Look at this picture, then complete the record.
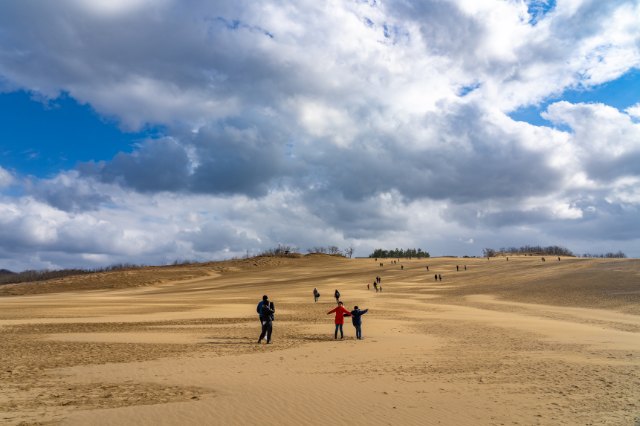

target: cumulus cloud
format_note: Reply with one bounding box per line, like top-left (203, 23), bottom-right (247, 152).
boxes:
top-left (0, 0), bottom-right (639, 269)
top-left (543, 101), bottom-right (640, 182)
top-left (0, 167), bottom-right (14, 187)
top-left (80, 138), bottom-right (192, 192)
top-left (26, 171), bottom-right (112, 212)
top-left (625, 102), bottom-right (640, 119)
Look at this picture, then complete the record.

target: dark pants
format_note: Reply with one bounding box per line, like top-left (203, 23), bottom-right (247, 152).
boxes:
top-left (259, 320), bottom-right (272, 343)
top-left (354, 324), bottom-right (362, 339)
top-left (334, 324), bottom-right (344, 339)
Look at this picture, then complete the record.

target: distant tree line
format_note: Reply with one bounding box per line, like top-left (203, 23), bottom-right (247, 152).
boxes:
top-left (0, 264), bottom-right (145, 286)
top-left (483, 245), bottom-right (575, 257)
top-left (368, 248), bottom-right (430, 259)
top-left (581, 251), bottom-right (627, 258)
top-left (259, 245), bottom-right (355, 258)
top-left (306, 246), bottom-right (341, 255)
top-left (306, 246), bottom-right (355, 258)
top-left (259, 245), bottom-right (300, 257)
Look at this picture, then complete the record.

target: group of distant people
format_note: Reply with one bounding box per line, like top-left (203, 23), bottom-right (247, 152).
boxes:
top-left (368, 276), bottom-right (382, 292)
top-left (257, 259), bottom-right (480, 344)
top-left (255, 256), bottom-right (566, 343)
top-left (257, 288), bottom-right (369, 344)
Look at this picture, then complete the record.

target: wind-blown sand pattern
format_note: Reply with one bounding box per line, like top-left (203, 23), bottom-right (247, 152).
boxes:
top-left (1, 255), bottom-right (639, 425)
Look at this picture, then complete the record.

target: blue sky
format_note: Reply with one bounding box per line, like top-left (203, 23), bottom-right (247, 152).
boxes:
top-left (0, 91), bottom-right (161, 177)
top-left (0, 0), bottom-right (639, 271)
top-left (510, 69), bottom-right (640, 127)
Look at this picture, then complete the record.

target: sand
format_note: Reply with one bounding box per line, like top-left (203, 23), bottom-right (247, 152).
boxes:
top-left (1, 255), bottom-right (639, 425)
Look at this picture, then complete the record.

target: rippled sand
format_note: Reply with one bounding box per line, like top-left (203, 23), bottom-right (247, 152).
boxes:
top-left (1, 255), bottom-right (639, 425)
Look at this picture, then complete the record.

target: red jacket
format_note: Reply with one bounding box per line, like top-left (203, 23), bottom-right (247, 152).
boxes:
top-left (327, 305), bottom-right (351, 324)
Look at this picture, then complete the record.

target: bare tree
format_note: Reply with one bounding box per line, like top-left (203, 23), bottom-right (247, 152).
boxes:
top-left (483, 248), bottom-right (496, 258)
top-left (328, 246), bottom-right (341, 255)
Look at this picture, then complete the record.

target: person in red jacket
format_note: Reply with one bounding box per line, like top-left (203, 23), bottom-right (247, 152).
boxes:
top-left (327, 301), bottom-right (351, 339)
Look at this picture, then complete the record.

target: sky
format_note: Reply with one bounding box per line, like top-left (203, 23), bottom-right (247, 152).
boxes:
top-left (0, 0), bottom-right (639, 271)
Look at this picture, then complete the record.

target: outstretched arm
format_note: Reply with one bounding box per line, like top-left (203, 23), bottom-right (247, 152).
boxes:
top-left (327, 307), bottom-right (338, 315)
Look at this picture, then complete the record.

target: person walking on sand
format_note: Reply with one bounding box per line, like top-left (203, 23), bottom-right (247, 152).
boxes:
top-left (350, 306), bottom-right (369, 340)
top-left (313, 288), bottom-right (320, 303)
top-left (334, 289), bottom-right (341, 303)
top-left (373, 281), bottom-right (378, 292)
top-left (327, 301), bottom-right (351, 339)
top-left (258, 298), bottom-right (275, 344)
top-left (257, 295), bottom-right (275, 328)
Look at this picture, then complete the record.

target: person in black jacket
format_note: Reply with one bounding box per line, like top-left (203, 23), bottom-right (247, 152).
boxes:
top-left (350, 306), bottom-right (369, 340)
top-left (334, 289), bottom-right (340, 302)
top-left (256, 295), bottom-right (269, 320)
top-left (258, 301), bottom-right (275, 344)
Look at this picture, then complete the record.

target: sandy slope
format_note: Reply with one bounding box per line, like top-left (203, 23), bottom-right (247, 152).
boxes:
top-left (0, 255), bottom-right (639, 425)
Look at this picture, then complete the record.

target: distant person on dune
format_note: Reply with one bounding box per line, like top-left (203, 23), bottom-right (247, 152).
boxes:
top-left (313, 287), bottom-right (320, 302)
top-left (350, 306), bottom-right (369, 340)
top-left (258, 298), bottom-right (275, 344)
top-left (327, 301), bottom-right (351, 339)
top-left (334, 289), bottom-right (341, 303)
top-left (256, 295), bottom-right (275, 338)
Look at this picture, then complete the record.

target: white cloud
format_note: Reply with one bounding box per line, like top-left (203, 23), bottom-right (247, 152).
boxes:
top-left (71, 0), bottom-right (165, 17)
top-left (0, 167), bottom-right (14, 187)
top-left (543, 101), bottom-right (640, 182)
top-left (626, 103), bottom-right (640, 119)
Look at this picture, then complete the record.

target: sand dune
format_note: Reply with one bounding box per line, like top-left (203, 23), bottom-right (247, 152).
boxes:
top-left (1, 255), bottom-right (639, 425)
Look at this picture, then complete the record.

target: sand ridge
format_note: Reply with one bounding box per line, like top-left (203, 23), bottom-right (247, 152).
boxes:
top-left (0, 255), bottom-right (639, 425)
